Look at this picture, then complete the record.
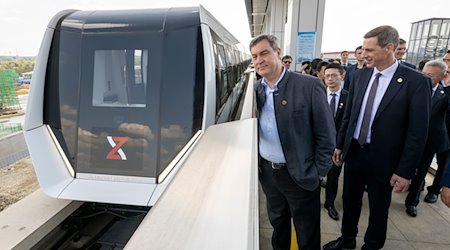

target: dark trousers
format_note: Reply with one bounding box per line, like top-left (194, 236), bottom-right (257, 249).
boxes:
top-left (325, 164), bottom-right (342, 208)
top-left (406, 149), bottom-right (435, 206)
top-left (259, 158), bottom-right (321, 250)
top-left (428, 150), bottom-right (450, 194)
top-left (341, 141), bottom-right (393, 249)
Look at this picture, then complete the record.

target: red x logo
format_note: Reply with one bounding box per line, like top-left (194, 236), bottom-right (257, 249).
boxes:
top-left (106, 136), bottom-right (128, 160)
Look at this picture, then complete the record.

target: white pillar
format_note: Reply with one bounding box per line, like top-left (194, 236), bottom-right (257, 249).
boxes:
top-left (265, 0), bottom-right (288, 55)
top-left (284, 0), bottom-right (326, 71)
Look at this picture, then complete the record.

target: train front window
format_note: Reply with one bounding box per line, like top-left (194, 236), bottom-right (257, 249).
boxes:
top-left (92, 49), bottom-right (148, 108)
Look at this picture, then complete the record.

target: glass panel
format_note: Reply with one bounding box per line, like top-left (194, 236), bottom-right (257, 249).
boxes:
top-left (77, 32), bottom-right (161, 179)
top-left (406, 40), bottom-right (415, 62)
top-left (416, 22), bottom-right (423, 40)
top-left (425, 38), bottom-right (437, 59)
top-left (422, 21), bottom-right (431, 38)
top-left (441, 21), bottom-right (450, 38)
top-left (436, 39), bottom-right (448, 58)
top-left (410, 23), bottom-right (418, 41)
top-left (430, 20), bottom-right (440, 37)
top-left (92, 49), bottom-right (147, 108)
top-left (419, 38), bottom-right (427, 59)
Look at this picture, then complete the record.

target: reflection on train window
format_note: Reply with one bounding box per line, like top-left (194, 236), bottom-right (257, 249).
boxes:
top-left (92, 49), bottom-right (148, 108)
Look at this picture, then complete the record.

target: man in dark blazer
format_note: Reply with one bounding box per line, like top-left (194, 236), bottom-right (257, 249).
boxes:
top-left (395, 38), bottom-right (416, 70)
top-left (343, 46), bottom-right (366, 90)
top-left (323, 26), bottom-right (431, 250)
top-left (250, 34), bottom-right (335, 250)
top-left (323, 63), bottom-right (349, 221)
top-left (405, 59), bottom-right (449, 217)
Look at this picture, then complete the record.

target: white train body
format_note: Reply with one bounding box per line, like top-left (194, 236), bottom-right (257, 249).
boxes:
top-left (24, 6), bottom-right (251, 206)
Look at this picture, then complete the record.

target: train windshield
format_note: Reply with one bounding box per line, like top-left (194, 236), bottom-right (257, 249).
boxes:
top-left (44, 12), bottom-right (204, 182)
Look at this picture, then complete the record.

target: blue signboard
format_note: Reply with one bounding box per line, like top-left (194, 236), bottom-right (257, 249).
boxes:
top-left (297, 32), bottom-right (316, 64)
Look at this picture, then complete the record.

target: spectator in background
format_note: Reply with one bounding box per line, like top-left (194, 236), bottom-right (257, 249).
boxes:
top-left (340, 51), bottom-right (352, 68)
top-left (395, 38), bottom-right (416, 69)
top-left (282, 55), bottom-right (293, 70)
top-left (343, 45), bottom-right (366, 90)
top-left (300, 60), bottom-right (312, 75)
top-left (310, 58), bottom-right (323, 77)
top-left (323, 63), bottom-right (348, 221)
top-left (316, 61), bottom-right (330, 84)
top-left (417, 59), bottom-right (430, 72)
top-left (404, 60), bottom-right (449, 217)
top-left (328, 58), bottom-right (341, 65)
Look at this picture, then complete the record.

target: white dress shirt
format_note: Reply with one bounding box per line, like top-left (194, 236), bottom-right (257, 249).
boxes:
top-left (353, 61), bottom-right (399, 143)
top-left (327, 88), bottom-right (342, 115)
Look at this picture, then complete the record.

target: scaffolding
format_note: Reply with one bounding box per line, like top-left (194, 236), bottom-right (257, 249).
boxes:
top-left (0, 122), bottom-right (22, 137)
top-left (0, 69), bottom-right (21, 114)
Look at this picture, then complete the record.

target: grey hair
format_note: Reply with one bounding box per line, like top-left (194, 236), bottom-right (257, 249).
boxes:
top-left (425, 59), bottom-right (448, 73)
top-left (249, 34), bottom-right (280, 51)
top-left (364, 25), bottom-right (399, 48)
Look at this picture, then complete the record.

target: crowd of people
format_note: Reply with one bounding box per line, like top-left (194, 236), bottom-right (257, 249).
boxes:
top-left (250, 25), bottom-right (450, 250)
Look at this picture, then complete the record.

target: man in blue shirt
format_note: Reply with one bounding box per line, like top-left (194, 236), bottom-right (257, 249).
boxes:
top-left (251, 34), bottom-right (335, 250)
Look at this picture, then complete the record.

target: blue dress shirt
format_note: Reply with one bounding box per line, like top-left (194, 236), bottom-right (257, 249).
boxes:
top-left (259, 68), bottom-right (287, 164)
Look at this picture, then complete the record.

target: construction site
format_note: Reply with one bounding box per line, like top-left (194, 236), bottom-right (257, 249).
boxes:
top-left (0, 69), bottom-right (23, 137)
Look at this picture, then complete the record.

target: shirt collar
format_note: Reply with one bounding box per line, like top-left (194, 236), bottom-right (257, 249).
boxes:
top-left (261, 67), bottom-right (287, 91)
top-left (327, 87), bottom-right (342, 96)
top-left (374, 60), bottom-right (399, 77)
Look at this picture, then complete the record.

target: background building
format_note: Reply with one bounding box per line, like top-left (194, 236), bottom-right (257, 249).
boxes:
top-left (406, 18), bottom-right (450, 65)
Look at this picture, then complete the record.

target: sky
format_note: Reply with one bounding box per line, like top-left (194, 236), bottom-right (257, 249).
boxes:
top-left (0, 0), bottom-right (449, 56)
top-left (322, 0), bottom-right (450, 52)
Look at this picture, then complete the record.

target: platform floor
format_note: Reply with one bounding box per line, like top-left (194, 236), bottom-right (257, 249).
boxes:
top-left (259, 172), bottom-right (450, 250)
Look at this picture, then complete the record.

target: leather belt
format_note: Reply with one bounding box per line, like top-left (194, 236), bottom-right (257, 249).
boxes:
top-left (261, 157), bottom-right (287, 170)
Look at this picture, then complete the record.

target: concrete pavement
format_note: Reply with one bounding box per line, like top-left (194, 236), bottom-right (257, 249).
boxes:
top-left (259, 172), bottom-right (450, 250)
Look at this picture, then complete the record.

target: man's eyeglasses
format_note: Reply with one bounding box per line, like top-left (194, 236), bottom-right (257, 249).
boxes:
top-left (324, 73), bottom-right (340, 78)
top-left (283, 61), bottom-right (292, 64)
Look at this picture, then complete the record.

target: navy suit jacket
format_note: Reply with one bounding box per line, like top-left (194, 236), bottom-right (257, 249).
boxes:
top-left (256, 71), bottom-right (336, 190)
top-left (426, 84), bottom-right (449, 153)
top-left (334, 89), bottom-right (348, 133)
top-left (337, 64), bottom-right (431, 180)
top-left (399, 60), bottom-right (416, 70)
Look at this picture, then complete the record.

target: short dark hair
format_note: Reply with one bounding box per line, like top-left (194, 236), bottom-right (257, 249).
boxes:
top-left (341, 51), bottom-right (349, 55)
top-left (316, 61), bottom-right (329, 72)
top-left (325, 63), bottom-right (344, 75)
top-left (399, 38), bottom-right (407, 44)
top-left (282, 55), bottom-right (292, 61)
top-left (355, 45), bottom-right (363, 52)
top-left (311, 58), bottom-right (323, 72)
top-left (249, 34), bottom-right (280, 51)
top-left (418, 59), bottom-right (430, 71)
top-left (364, 25), bottom-right (399, 48)
top-left (446, 50), bottom-right (450, 54)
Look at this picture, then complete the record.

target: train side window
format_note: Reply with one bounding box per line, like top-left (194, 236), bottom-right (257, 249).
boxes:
top-left (92, 49), bottom-right (147, 108)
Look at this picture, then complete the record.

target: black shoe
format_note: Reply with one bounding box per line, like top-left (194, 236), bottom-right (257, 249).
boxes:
top-left (323, 237), bottom-right (356, 250)
top-left (327, 206), bottom-right (340, 221)
top-left (361, 244), bottom-right (380, 250)
top-left (405, 205), bottom-right (417, 217)
top-left (424, 193), bottom-right (438, 203)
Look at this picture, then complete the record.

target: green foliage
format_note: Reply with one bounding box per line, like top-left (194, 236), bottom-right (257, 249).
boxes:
top-left (0, 57), bottom-right (35, 74)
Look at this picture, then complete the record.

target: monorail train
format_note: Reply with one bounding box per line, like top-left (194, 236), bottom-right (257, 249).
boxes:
top-left (24, 6), bottom-right (251, 206)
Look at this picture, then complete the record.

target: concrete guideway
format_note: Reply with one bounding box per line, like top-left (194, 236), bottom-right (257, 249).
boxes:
top-left (0, 190), bottom-right (83, 249)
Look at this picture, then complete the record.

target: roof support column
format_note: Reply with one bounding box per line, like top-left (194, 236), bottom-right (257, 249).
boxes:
top-left (284, 0), bottom-right (325, 71)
